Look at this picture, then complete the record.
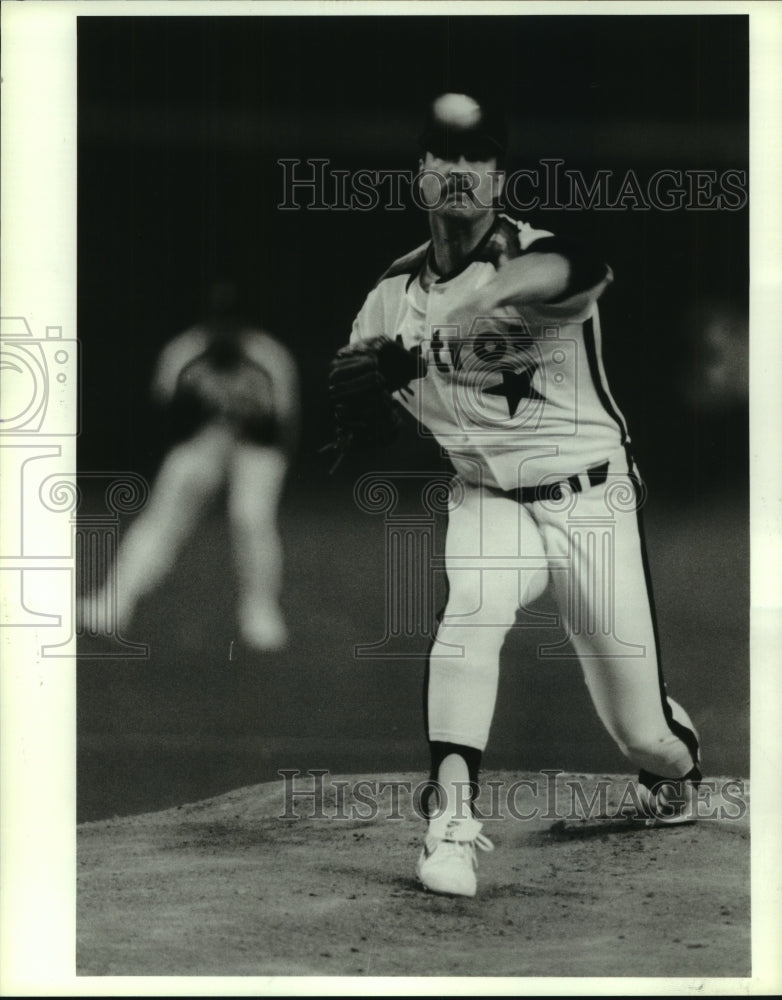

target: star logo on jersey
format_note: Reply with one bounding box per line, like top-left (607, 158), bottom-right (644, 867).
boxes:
top-left (483, 361), bottom-right (546, 417)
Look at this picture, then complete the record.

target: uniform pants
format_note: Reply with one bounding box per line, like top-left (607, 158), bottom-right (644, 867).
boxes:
top-left (426, 457), bottom-right (700, 779)
top-left (98, 424), bottom-right (288, 645)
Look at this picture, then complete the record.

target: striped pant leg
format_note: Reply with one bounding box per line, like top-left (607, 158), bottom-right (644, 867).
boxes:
top-left (532, 471), bottom-right (700, 779)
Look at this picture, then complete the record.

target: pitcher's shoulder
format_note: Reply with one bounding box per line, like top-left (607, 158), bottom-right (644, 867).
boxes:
top-left (375, 240), bottom-right (431, 288)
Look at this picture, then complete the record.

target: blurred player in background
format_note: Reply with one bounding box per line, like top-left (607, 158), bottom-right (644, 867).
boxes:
top-left (80, 281), bottom-right (298, 652)
top-left (328, 92), bottom-right (702, 897)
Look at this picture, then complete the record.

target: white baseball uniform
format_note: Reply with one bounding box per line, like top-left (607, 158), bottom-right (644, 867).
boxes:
top-left (349, 212), bottom-right (700, 783)
top-left (82, 323), bottom-right (298, 652)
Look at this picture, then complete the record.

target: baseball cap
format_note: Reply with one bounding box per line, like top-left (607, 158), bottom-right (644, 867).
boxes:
top-left (418, 92), bottom-right (507, 161)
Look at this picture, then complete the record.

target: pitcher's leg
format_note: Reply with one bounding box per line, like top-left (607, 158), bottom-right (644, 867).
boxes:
top-left (418, 481), bottom-right (549, 895)
top-left (538, 481), bottom-right (700, 782)
top-left (426, 482), bottom-right (549, 754)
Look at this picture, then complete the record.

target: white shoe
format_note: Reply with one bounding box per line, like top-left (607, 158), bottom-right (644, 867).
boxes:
top-left (416, 817), bottom-right (494, 897)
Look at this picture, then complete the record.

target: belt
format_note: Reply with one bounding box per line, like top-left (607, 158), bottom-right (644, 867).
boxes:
top-left (504, 461), bottom-right (610, 505)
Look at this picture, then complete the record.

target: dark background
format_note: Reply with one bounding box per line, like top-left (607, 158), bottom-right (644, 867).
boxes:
top-left (77, 14), bottom-right (749, 822)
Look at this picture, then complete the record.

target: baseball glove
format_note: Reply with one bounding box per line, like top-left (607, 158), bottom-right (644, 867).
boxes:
top-left (324, 335), bottom-right (425, 470)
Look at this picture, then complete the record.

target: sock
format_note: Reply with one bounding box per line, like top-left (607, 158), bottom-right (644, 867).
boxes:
top-left (639, 764), bottom-right (702, 793)
top-left (423, 741), bottom-right (483, 825)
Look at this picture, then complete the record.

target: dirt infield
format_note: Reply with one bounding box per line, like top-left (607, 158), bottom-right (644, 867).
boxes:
top-left (77, 770), bottom-right (750, 980)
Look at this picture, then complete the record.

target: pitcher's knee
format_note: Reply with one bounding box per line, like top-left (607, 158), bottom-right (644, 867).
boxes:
top-left (441, 584), bottom-right (520, 631)
top-left (621, 734), bottom-right (670, 759)
top-left (435, 619), bottom-right (513, 664)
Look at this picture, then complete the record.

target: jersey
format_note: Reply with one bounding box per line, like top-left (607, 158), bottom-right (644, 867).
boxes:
top-left (349, 214), bottom-right (628, 492)
top-left (153, 324), bottom-right (299, 449)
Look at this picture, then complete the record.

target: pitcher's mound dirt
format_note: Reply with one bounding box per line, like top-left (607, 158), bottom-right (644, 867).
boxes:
top-left (77, 771), bottom-right (750, 978)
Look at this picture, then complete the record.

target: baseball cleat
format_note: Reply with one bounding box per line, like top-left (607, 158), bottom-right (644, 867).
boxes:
top-left (636, 776), bottom-right (699, 827)
top-left (416, 817), bottom-right (494, 897)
